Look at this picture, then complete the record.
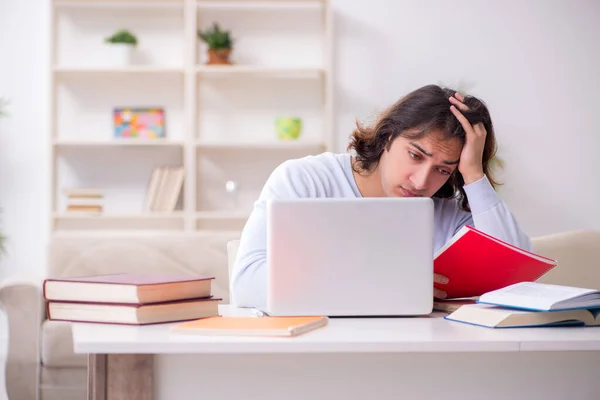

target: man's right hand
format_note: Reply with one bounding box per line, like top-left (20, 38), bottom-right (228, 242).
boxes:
top-left (434, 273), bottom-right (449, 299)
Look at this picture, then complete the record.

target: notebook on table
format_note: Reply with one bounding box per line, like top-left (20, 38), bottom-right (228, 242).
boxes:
top-left (172, 315), bottom-right (329, 337)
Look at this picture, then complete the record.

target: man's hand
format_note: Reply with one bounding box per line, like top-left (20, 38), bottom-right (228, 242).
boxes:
top-left (434, 273), bottom-right (449, 299)
top-left (449, 92), bottom-right (486, 185)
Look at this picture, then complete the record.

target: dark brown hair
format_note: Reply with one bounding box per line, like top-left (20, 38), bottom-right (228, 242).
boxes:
top-left (347, 84), bottom-right (500, 212)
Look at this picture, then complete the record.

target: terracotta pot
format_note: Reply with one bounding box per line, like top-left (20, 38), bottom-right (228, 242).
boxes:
top-left (207, 48), bottom-right (232, 65)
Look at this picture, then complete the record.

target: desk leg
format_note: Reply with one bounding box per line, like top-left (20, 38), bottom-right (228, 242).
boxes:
top-left (88, 354), bottom-right (106, 400)
top-left (88, 354), bottom-right (153, 400)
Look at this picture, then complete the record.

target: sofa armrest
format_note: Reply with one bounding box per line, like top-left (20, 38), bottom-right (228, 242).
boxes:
top-left (0, 275), bottom-right (45, 400)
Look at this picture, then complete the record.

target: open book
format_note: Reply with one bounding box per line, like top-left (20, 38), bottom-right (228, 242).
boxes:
top-left (477, 281), bottom-right (600, 311)
top-left (445, 282), bottom-right (600, 328)
top-left (434, 226), bottom-right (557, 298)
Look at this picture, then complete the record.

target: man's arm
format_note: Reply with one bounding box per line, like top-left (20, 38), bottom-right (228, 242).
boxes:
top-left (230, 160), bottom-right (313, 309)
top-left (456, 175), bottom-right (532, 251)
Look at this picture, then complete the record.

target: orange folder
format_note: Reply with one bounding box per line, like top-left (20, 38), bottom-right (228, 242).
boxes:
top-left (172, 315), bottom-right (328, 337)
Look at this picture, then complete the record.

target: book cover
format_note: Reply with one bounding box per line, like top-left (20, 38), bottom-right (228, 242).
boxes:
top-left (44, 273), bottom-right (214, 287)
top-left (434, 226), bottom-right (557, 299)
top-left (172, 315), bottom-right (328, 337)
top-left (47, 297), bottom-right (221, 325)
top-left (444, 303), bottom-right (600, 328)
top-left (43, 273), bottom-right (215, 304)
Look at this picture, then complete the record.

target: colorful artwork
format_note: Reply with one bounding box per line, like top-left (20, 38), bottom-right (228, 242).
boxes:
top-left (113, 107), bottom-right (165, 138)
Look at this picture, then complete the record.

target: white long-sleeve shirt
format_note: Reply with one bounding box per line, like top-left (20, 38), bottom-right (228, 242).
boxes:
top-left (231, 151), bottom-right (531, 309)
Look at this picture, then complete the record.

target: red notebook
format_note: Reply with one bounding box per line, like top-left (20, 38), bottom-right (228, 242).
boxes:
top-left (433, 226), bottom-right (557, 299)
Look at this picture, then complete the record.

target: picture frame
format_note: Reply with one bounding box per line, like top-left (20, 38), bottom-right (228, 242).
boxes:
top-left (113, 107), bottom-right (165, 138)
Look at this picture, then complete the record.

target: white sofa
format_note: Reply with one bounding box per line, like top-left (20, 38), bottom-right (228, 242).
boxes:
top-left (0, 230), bottom-right (240, 400)
top-left (1, 229), bottom-right (600, 400)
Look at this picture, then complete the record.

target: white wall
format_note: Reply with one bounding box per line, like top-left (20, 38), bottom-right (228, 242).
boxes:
top-left (332, 0), bottom-right (600, 237)
top-left (0, 0), bottom-right (50, 280)
top-left (1, 0), bottom-right (600, 279)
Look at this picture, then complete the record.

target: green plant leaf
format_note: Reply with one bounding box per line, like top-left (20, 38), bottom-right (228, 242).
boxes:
top-left (197, 22), bottom-right (233, 49)
top-left (105, 29), bottom-right (138, 46)
top-left (0, 232), bottom-right (6, 257)
top-left (0, 98), bottom-right (9, 118)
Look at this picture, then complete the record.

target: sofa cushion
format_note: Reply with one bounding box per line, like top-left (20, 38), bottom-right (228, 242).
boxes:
top-left (40, 366), bottom-right (87, 400)
top-left (46, 231), bottom-right (239, 304)
top-left (41, 320), bottom-right (87, 368)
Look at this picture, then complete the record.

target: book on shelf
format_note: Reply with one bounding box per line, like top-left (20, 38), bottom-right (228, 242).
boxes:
top-left (43, 273), bottom-right (214, 304)
top-left (47, 297), bottom-right (220, 325)
top-left (63, 188), bottom-right (103, 198)
top-left (145, 166), bottom-right (184, 212)
top-left (445, 282), bottom-right (600, 328)
top-left (433, 226), bottom-right (557, 299)
top-left (172, 315), bottom-right (329, 337)
top-left (63, 188), bottom-right (104, 213)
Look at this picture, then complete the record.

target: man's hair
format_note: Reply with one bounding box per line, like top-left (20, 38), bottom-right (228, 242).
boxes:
top-left (347, 84), bottom-right (500, 212)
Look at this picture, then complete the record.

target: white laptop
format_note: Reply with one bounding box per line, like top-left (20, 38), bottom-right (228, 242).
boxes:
top-left (265, 197), bottom-right (434, 317)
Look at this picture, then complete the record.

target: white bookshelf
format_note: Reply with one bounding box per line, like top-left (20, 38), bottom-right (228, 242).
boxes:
top-left (49, 0), bottom-right (333, 232)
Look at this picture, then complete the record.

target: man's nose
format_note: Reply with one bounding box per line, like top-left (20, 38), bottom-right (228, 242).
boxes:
top-left (410, 168), bottom-right (430, 191)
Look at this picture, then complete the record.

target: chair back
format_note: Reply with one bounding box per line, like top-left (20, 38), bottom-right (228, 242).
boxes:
top-left (532, 230), bottom-right (600, 289)
top-left (227, 239), bottom-right (241, 303)
top-left (47, 231), bottom-right (240, 303)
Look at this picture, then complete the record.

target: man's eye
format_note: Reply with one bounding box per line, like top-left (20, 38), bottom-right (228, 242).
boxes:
top-left (438, 168), bottom-right (451, 176)
top-left (409, 152), bottom-right (421, 160)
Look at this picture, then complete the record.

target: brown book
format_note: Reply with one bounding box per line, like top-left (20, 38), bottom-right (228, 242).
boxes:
top-left (66, 205), bottom-right (103, 212)
top-left (47, 297), bottom-right (221, 325)
top-left (433, 298), bottom-right (478, 313)
top-left (43, 273), bottom-right (214, 304)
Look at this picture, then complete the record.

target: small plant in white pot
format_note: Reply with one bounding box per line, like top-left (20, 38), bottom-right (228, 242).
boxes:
top-left (104, 29), bottom-right (138, 66)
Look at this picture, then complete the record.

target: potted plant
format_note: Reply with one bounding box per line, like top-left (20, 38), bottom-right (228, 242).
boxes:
top-left (104, 29), bottom-right (138, 66)
top-left (198, 23), bottom-right (234, 65)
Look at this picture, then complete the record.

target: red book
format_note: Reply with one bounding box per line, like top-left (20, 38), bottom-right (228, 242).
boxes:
top-left (434, 226), bottom-right (557, 299)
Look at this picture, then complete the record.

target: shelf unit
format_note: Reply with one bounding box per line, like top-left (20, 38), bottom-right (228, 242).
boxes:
top-left (49, 0), bottom-right (333, 233)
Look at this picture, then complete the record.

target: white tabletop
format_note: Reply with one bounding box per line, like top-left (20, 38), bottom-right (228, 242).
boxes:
top-left (71, 305), bottom-right (600, 354)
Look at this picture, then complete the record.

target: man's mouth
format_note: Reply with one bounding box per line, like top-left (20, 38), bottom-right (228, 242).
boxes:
top-left (400, 187), bottom-right (421, 197)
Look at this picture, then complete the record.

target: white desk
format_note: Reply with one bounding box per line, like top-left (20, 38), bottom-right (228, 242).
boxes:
top-left (73, 305), bottom-right (600, 400)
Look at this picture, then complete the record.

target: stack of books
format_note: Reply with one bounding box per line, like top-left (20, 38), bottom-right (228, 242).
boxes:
top-left (444, 281), bottom-right (600, 328)
top-left (64, 188), bottom-right (103, 214)
top-left (43, 273), bottom-right (220, 325)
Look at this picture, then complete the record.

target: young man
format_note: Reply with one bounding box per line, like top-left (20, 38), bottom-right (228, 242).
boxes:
top-left (231, 85), bottom-right (531, 309)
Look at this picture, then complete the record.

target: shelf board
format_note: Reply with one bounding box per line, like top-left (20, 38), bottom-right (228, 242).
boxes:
top-left (54, 212), bottom-right (184, 219)
top-left (195, 210), bottom-right (251, 230)
top-left (195, 140), bottom-right (325, 151)
top-left (196, 1), bottom-right (324, 10)
top-left (54, 1), bottom-right (183, 9)
top-left (54, 139), bottom-right (185, 147)
top-left (195, 211), bottom-right (251, 220)
top-left (54, 66), bottom-right (184, 75)
top-left (53, 212), bottom-right (186, 231)
top-left (196, 65), bottom-right (324, 78)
